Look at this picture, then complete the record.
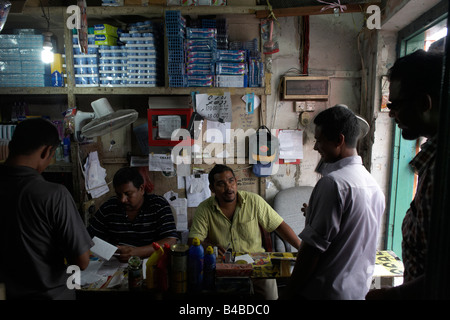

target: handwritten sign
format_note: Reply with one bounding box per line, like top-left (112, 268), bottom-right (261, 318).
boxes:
top-left (195, 92), bottom-right (232, 123)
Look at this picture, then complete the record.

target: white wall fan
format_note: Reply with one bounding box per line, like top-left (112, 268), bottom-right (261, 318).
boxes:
top-left (74, 98), bottom-right (138, 142)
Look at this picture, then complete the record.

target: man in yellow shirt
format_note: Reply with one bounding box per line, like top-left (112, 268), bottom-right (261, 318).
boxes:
top-left (188, 164), bottom-right (301, 299)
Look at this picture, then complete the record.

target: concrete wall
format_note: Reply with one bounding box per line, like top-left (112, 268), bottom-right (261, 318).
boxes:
top-left (265, 12), bottom-right (382, 199)
top-left (264, 12), bottom-right (398, 250)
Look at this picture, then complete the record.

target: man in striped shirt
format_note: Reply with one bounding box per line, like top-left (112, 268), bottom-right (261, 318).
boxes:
top-left (88, 167), bottom-right (178, 262)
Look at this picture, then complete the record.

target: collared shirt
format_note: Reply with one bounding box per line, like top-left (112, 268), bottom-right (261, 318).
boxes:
top-left (402, 136), bottom-right (437, 282)
top-left (189, 191), bottom-right (283, 252)
top-left (88, 194), bottom-right (178, 247)
top-left (299, 156), bottom-right (385, 300)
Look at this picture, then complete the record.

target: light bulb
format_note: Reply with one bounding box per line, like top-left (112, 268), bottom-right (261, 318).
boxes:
top-left (42, 31), bottom-right (54, 64)
top-left (41, 46), bottom-right (54, 63)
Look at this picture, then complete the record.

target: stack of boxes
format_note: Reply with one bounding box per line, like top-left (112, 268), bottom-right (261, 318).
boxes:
top-left (73, 31), bottom-right (99, 87)
top-left (98, 44), bottom-right (126, 87)
top-left (185, 27), bottom-right (216, 87)
top-left (72, 22), bottom-right (164, 87)
top-left (214, 49), bottom-right (247, 87)
top-left (0, 31), bottom-right (49, 87)
top-left (119, 21), bottom-right (164, 87)
top-left (165, 11), bottom-right (263, 88)
top-left (166, 10), bottom-right (187, 87)
top-left (229, 39), bottom-right (263, 87)
top-left (95, 24), bottom-right (123, 87)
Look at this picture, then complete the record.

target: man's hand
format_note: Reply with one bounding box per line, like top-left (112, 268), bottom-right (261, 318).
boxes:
top-left (116, 245), bottom-right (137, 263)
top-left (301, 203), bottom-right (308, 216)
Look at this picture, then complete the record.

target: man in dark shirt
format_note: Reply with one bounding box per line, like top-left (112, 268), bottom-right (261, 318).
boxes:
top-left (88, 167), bottom-right (178, 262)
top-left (0, 118), bottom-right (92, 299)
top-left (366, 50), bottom-right (443, 299)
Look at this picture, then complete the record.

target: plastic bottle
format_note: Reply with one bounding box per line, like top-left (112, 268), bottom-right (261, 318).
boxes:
top-left (203, 246), bottom-right (216, 291)
top-left (145, 242), bottom-right (164, 289)
top-left (63, 136), bottom-right (71, 162)
top-left (187, 237), bottom-right (204, 292)
top-left (156, 243), bottom-right (171, 292)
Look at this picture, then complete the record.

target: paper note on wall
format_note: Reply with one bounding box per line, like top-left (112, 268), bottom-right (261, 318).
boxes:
top-left (195, 92), bottom-right (232, 123)
top-left (278, 129), bottom-right (303, 160)
top-left (185, 174), bottom-right (211, 207)
top-left (149, 153), bottom-right (174, 172)
top-left (164, 191), bottom-right (188, 231)
top-left (206, 120), bottom-right (231, 143)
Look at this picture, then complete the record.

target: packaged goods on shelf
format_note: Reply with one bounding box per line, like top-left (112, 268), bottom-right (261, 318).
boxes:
top-left (94, 34), bottom-right (118, 46)
top-left (98, 45), bottom-right (126, 87)
top-left (51, 54), bottom-right (65, 87)
top-left (166, 11), bottom-right (187, 87)
top-left (119, 21), bottom-right (164, 87)
top-left (214, 75), bottom-right (247, 88)
top-left (0, 33), bottom-right (50, 87)
top-left (102, 0), bottom-right (124, 6)
top-left (181, 0), bottom-right (198, 5)
top-left (73, 34), bottom-right (100, 87)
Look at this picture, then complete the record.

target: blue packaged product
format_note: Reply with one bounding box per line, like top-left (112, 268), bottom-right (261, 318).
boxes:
top-left (187, 237), bottom-right (204, 292)
top-left (203, 246), bottom-right (216, 291)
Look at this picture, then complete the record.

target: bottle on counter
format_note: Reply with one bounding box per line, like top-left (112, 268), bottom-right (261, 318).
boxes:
top-left (127, 255), bottom-right (143, 291)
top-left (203, 245), bottom-right (216, 291)
top-left (156, 243), bottom-right (171, 292)
top-left (187, 237), bottom-right (204, 293)
top-left (145, 242), bottom-right (164, 289)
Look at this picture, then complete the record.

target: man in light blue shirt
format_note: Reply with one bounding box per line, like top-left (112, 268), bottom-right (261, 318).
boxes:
top-left (281, 105), bottom-right (385, 300)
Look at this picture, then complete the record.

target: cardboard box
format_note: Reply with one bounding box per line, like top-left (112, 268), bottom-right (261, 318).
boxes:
top-left (125, 0), bottom-right (166, 5)
top-left (51, 53), bottom-right (64, 87)
top-left (94, 24), bottom-right (119, 37)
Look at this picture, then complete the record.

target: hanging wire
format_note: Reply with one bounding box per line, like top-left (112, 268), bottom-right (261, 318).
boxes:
top-left (39, 0), bottom-right (50, 31)
top-left (265, 0), bottom-right (278, 22)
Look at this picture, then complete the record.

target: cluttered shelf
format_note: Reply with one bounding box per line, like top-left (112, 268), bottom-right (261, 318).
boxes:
top-left (15, 5), bottom-right (267, 19)
top-left (0, 87), bottom-right (68, 95)
top-left (3, 2), bottom-right (268, 94)
top-left (0, 87), bottom-right (266, 95)
top-left (85, 5), bottom-right (267, 17)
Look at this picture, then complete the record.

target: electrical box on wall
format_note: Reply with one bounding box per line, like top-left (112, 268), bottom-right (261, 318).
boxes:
top-left (281, 76), bottom-right (329, 100)
top-left (148, 108), bottom-right (193, 147)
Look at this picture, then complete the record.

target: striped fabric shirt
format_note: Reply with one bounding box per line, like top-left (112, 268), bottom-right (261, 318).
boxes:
top-left (402, 135), bottom-right (437, 282)
top-left (87, 194), bottom-right (178, 247)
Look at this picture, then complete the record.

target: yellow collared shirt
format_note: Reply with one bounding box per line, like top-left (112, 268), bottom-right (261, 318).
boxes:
top-left (189, 191), bottom-right (283, 252)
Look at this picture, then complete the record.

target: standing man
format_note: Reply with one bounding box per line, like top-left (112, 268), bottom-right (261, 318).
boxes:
top-left (189, 164), bottom-right (301, 299)
top-left (0, 118), bottom-right (93, 299)
top-left (282, 106), bottom-right (385, 300)
top-left (366, 50), bottom-right (444, 299)
top-left (88, 167), bottom-right (178, 262)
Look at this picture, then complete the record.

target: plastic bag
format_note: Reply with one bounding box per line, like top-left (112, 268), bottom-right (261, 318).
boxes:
top-left (0, 1), bottom-right (11, 33)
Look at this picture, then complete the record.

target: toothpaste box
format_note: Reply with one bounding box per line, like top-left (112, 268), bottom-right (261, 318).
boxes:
top-left (51, 53), bottom-right (64, 87)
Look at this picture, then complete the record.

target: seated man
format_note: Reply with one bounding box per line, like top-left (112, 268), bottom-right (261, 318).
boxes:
top-left (88, 167), bottom-right (178, 262)
top-left (188, 164), bottom-right (301, 299)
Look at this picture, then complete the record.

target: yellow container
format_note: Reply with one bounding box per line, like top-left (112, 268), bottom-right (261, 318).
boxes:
top-left (50, 53), bottom-right (64, 87)
top-left (145, 242), bottom-right (164, 289)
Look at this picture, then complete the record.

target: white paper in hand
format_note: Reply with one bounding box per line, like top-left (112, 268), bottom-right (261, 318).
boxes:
top-left (91, 237), bottom-right (118, 261)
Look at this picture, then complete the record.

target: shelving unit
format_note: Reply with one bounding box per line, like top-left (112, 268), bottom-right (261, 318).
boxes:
top-left (1, 4), bottom-right (270, 214)
top-left (3, 4), bottom-right (269, 97)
